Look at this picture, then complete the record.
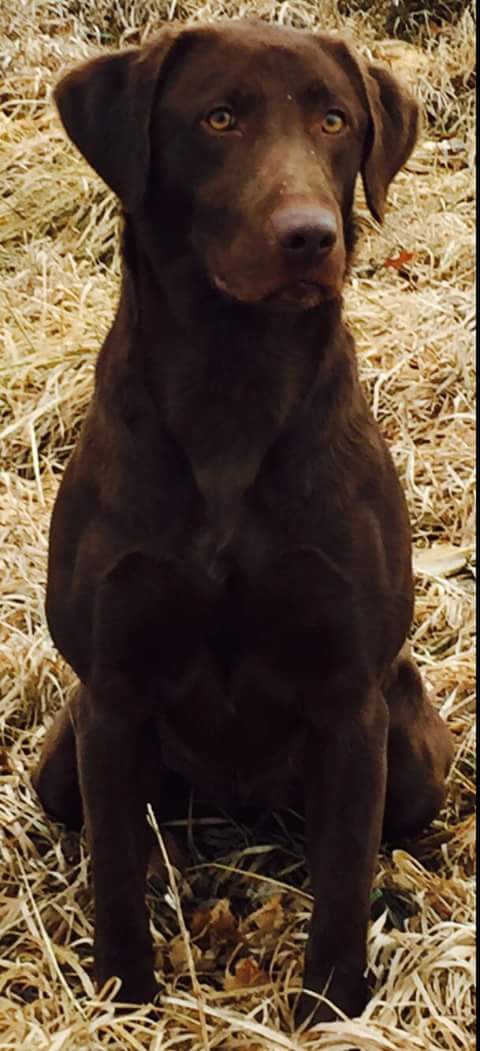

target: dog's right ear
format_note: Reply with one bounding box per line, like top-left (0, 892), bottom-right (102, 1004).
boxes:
top-left (54, 29), bottom-right (183, 212)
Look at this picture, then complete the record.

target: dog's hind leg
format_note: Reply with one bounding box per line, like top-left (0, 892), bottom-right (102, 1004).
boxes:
top-left (383, 645), bottom-right (454, 841)
top-left (32, 687), bottom-right (83, 830)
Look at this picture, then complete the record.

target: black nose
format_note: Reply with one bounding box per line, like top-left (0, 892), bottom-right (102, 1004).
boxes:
top-left (271, 207), bottom-right (338, 259)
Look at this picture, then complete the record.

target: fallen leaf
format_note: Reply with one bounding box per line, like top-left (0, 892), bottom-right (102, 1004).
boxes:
top-left (209, 899), bottom-right (240, 941)
top-left (224, 956), bottom-right (269, 990)
top-left (191, 898), bottom-right (240, 945)
top-left (169, 934), bottom-right (201, 974)
top-left (242, 895), bottom-right (284, 933)
top-left (190, 906), bottom-right (212, 937)
top-left (384, 250), bottom-right (416, 270)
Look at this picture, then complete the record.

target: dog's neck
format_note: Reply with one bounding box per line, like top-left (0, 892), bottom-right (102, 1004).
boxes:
top-left (96, 220), bottom-right (361, 505)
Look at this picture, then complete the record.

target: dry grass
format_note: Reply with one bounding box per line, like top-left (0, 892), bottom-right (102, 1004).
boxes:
top-left (0, 1), bottom-right (475, 1048)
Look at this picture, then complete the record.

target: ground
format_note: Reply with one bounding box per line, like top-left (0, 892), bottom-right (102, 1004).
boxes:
top-left (0, 1), bottom-right (475, 1049)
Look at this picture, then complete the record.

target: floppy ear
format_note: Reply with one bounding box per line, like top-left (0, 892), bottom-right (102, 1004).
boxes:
top-left (54, 28), bottom-right (183, 212)
top-left (316, 36), bottom-right (419, 223)
top-left (360, 62), bottom-right (419, 222)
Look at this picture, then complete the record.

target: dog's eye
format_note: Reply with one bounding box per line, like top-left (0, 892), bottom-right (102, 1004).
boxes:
top-left (205, 107), bottom-right (237, 132)
top-left (321, 111), bottom-right (345, 135)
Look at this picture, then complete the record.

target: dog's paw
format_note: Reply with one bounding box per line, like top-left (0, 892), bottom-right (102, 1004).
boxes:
top-left (293, 969), bottom-right (368, 1030)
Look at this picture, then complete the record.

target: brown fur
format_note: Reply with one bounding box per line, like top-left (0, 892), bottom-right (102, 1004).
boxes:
top-left (32, 20), bottom-right (453, 1026)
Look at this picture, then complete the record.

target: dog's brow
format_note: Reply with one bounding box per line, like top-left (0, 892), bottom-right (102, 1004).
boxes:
top-left (166, 68), bottom-right (260, 110)
top-left (301, 79), bottom-right (348, 107)
top-left (306, 79), bottom-right (329, 98)
top-left (218, 85), bottom-right (257, 108)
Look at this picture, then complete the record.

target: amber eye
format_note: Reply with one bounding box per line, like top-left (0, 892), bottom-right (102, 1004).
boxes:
top-left (205, 106), bottom-right (237, 132)
top-left (321, 110), bottom-right (346, 134)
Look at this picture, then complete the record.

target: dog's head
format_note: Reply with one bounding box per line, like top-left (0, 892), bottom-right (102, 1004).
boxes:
top-left (55, 21), bottom-right (418, 311)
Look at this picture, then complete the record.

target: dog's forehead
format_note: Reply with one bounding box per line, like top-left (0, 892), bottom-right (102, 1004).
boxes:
top-left (160, 25), bottom-right (362, 109)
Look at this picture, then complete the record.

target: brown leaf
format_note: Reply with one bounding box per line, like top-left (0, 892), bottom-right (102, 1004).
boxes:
top-left (209, 899), bottom-right (240, 941)
top-left (243, 895), bottom-right (284, 933)
top-left (169, 934), bottom-right (201, 974)
top-left (384, 250), bottom-right (416, 270)
top-left (190, 906), bottom-right (212, 938)
top-left (190, 898), bottom-right (240, 945)
top-left (224, 956), bottom-right (269, 990)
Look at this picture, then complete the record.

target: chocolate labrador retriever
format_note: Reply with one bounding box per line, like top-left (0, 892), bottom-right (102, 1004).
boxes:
top-left (33, 19), bottom-right (453, 1025)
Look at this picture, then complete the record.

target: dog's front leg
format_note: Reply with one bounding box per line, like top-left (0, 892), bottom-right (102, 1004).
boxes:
top-left (296, 687), bottom-right (388, 1026)
top-left (76, 685), bottom-right (158, 1002)
top-left (74, 551), bottom-right (211, 1002)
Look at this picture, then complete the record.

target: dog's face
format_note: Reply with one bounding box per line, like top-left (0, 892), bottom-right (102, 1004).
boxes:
top-left (153, 26), bottom-right (367, 309)
top-left (54, 21), bottom-right (418, 311)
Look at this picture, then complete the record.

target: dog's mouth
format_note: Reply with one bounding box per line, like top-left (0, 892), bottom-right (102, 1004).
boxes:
top-left (212, 275), bottom-right (332, 311)
top-left (264, 281), bottom-right (329, 311)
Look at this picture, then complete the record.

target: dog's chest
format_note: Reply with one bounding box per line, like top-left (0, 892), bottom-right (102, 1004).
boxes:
top-left (153, 544), bottom-right (355, 801)
top-left (153, 558), bottom-right (294, 798)
top-left (156, 636), bottom-right (305, 805)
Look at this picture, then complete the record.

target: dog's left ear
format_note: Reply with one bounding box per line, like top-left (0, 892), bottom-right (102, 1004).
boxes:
top-left (316, 36), bottom-right (419, 223)
top-left (360, 62), bottom-right (419, 222)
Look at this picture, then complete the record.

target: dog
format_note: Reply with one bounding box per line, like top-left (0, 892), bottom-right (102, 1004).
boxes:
top-left (33, 19), bottom-right (453, 1025)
